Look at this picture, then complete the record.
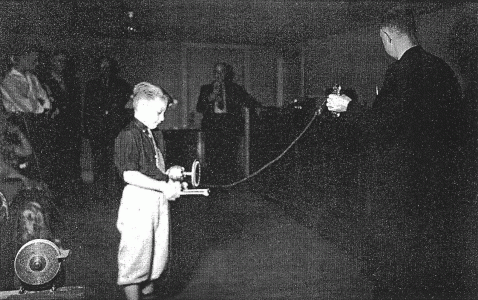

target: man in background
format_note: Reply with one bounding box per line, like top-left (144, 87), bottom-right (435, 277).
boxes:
top-left (196, 62), bottom-right (261, 184)
top-left (326, 6), bottom-right (471, 298)
top-left (42, 50), bottom-right (82, 200)
top-left (83, 56), bottom-right (132, 200)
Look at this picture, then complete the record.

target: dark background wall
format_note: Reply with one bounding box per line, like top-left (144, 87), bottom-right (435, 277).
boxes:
top-left (0, 2), bottom-right (476, 128)
top-left (304, 3), bottom-right (478, 106)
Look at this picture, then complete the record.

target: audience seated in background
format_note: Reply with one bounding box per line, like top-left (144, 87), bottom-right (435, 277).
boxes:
top-left (1, 44), bottom-right (51, 115)
top-left (1, 44), bottom-right (53, 185)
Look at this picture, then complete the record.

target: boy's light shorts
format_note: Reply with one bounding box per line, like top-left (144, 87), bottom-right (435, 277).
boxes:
top-left (116, 184), bottom-right (169, 286)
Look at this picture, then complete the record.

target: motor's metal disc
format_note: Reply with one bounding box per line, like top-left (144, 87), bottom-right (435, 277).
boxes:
top-left (14, 239), bottom-right (61, 286)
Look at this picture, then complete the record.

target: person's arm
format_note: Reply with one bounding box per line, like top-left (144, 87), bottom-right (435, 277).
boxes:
top-left (196, 84), bottom-right (215, 114)
top-left (30, 74), bottom-right (51, 111)
top-left (9, 125), bottom-right (32, 157)
top-left (122, 170), bottom-right (180, 201)
top-left (357, 63), bottom-right (417, 137)
top-left (0, 157), bottom-right (36, 189)
top-left (238, 85), bottom-right (262, 108)
top-left (1, 78), bottom-right (34, 113)
top-left (327, 63), bottom-right (414, 137)
top-left (122, 170), bottom-right (167, 191)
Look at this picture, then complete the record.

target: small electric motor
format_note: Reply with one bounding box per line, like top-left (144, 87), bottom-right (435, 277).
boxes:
top-left (14, 239), bottom-right (70, 293)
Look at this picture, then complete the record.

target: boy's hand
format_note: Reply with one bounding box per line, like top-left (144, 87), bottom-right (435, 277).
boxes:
top-left (181, 182), bottom-right (188, 190)
top-left (163, 180), bottom-right (181, 201)
top-left (166, 165), bottom-right (184, 182)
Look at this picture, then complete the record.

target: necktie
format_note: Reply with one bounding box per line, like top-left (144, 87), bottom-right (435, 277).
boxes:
top-left (26, 73), bottom-right (41, 113)
top-left (217, 83), bottom-right (226, 111)
top-left (146, 128), bottom-right (165, 173)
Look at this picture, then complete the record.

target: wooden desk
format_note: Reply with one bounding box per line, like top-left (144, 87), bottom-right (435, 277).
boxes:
top-left (162, 129), bottom-right (205, 168)
top-left (162, 129), bottom-right (248, 182)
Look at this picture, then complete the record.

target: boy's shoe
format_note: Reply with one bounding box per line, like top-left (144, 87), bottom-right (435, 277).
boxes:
top-left (141, 282), bottom-right (154, 298)
top-left (142, 293), bottom-right (157, 300)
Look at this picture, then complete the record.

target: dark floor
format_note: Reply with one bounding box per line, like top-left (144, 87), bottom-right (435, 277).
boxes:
top-left (1, 115), bottom-right (477, 299)
top-left (15, 170), bottom-right (472, 300)
top-left (2, 177), bottom-right (477, 299)
top-left (49, 183), bottom-right (373, 300)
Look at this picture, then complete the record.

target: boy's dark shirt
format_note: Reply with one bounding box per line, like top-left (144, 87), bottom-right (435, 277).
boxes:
top-left (114, 119), bottom-right (168, 182)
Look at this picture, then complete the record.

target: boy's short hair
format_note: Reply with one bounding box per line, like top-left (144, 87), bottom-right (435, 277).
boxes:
top-left (131, 82), bottom-right (171, 110)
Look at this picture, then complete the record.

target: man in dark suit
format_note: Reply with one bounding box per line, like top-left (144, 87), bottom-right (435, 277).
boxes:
top-left (196, 63), bottom-right (261, 184)
top-left (83, 56), bottom-right (132, 199)
top-left (327, 6), bottom-right (471, 298)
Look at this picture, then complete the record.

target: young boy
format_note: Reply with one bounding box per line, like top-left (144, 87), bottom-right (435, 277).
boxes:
top-left (114, 82), bottom-right (182, 300)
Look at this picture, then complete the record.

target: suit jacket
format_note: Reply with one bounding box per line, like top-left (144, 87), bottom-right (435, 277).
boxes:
top-left (196, 81), bottom-right (260, 135)
top-left (343, 45), bottom-right (463, 211)
top-left (84, 76), bottom-right (132, 141)
top-left (43, 72), bottom-right (81, 135)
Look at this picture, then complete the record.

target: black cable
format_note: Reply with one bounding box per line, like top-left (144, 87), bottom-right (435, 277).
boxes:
top-left (205, 98), bottom-right (328, 189)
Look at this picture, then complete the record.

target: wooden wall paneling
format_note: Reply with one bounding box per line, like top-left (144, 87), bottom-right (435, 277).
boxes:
top-left (243, 48), bottom-right (251, 92)
top-left (181, 45), bottom-right (189, 129)
top-left (246, 46), bottom-right (276, 176)
top-left (277, 56), bottom-right (284, 107)
top-left (281, 48), bottom-right (303, 106)
top-left (304, 41), bottom-right (332, 98)
top-left (114, 40), bottom-right (183, 129)
top-left (301, 46), bottom-right (305, 99)
top-left (248, 47), bottom-right (277, 107)
top-left (243, 49), bottom-right (252, 176)
top-left (304, 29), bottom-right (389, 105)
